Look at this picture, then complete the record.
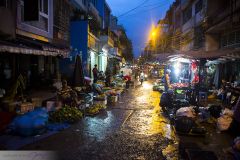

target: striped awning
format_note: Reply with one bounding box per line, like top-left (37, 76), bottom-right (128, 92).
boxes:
top-left (0, 44), bottom-right (69, 57)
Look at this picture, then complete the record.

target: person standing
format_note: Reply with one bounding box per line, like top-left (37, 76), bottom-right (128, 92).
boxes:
top-left (92, 64), bottom-right (98, 83)
top-left (140, 71), bottom-right (144, 85)
top-left (164, 69), bottom-right (171, 91)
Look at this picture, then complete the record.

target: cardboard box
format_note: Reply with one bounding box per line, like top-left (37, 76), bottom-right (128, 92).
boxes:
top-left (20, 103), bottom-right (34, 113)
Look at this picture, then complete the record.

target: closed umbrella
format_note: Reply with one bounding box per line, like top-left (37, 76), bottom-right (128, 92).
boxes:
top-left (72, 55), bottom-right (85, 87)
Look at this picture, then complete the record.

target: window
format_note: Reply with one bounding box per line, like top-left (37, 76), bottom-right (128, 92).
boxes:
top-left (40, 0), bottom-right (48, 15)
top-left (183, 6), bottom-right (192, 24)
top-left (83, 0), bottom-right (87, 6)
top-left (21, 0), bottom-right (49, 32)
top-left (0, 0), bottom-right (7, 7)
top-left (221, 30), bottom-right (240, 48)
top-left (194, 25), bottom-right (204, 48)
top-left (195, 0), bottom-right (202, 14)
top-left (91, 0), bottom-right (97, 7)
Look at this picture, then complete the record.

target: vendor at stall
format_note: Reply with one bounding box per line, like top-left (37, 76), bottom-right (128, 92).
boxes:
top-left (58, 80), bottom-right (80, 107)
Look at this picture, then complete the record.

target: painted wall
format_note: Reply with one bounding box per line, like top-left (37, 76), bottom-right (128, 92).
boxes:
top-left (70, 21), bottom-right (88, 63)
top-left (60, 20), bottom-right (89, 78)
top-left (96, 0), bottom-right (105, 18)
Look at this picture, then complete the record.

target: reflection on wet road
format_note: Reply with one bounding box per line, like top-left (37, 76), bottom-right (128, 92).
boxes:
top-left (23, 80), bottom-right (178, 160)
top-left (121, 81), bottom-right (175, 140)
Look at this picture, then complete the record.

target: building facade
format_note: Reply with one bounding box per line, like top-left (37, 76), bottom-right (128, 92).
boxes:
top-left (60, 0), bottom-right (123, 80)
top-left (0, 0), bottom-right (71, 89)
top-left (151, 0), bottom-right (240, 59)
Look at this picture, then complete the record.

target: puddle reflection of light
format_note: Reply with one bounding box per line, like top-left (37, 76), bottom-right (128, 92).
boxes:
top-left (85, 111), bottom-right (114, 141)
top-left (142, 83), bottom-right (152, 89)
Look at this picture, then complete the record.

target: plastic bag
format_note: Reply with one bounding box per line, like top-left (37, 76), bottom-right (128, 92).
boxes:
top-left (217, 115), bottom-right (233, 131)
top-left (222, 108), bottom-right (233, 117)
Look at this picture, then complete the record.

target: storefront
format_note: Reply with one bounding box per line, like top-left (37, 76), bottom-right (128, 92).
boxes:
top-left (0, 44), bottom-right (68, 90)
top-left (89, 50), bottom-right (99, 78)
top-left (98, 52), bottom-right (108, 73)
top-left (166, 56), bottom-right (199, 85)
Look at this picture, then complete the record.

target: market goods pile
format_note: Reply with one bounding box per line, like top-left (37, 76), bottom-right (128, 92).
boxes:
top-left (152, 79), bottom-right (164, 92)
top-left (94, 94), bottom-right (106, 101)
top-left (86, 104), bottom-right (107, 115)
top-left (171, 83), bottom-right (188, 88)
top-left (49, 106), bottom-right (83, 123)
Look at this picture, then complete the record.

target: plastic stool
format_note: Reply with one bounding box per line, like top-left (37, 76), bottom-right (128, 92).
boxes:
top-left (199, 92), bottom-right (207, 101)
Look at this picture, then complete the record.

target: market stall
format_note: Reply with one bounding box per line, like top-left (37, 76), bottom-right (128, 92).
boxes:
top-left (158, 55), bottom-right (240, 159)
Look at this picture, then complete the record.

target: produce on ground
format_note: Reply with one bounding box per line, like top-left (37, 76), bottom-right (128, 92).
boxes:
top-left (49, 105), bottom-right (83, 123)
top-left (85, 104), bottom-right (107, 115)
top-left (94, 94), bottom-right (106, 101)
top-left (108, 95), bottom-right (118, 102)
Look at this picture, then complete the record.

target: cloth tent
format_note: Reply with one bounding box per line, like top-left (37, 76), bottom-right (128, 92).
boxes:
top-left (72, 55), bottom-right (85, 87)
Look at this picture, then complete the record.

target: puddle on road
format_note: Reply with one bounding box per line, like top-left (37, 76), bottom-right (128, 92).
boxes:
top-left (83, 111), bottom-right (114, 140)
top-left (122, 83), bottom-right (176, 141)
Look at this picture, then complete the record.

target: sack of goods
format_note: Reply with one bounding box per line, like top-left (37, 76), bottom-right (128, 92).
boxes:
top-left (175, 116), bottom-right (194, 133)
top-left (176, 107), bottom-right (196, 118)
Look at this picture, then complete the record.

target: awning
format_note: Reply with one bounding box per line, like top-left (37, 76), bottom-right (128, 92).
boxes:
top-left (0, 44), bottom-right (69, 57)
top-left (152, 48), bottom-right (240, 62)
top-left (179, 48), bottom-right (240, 59)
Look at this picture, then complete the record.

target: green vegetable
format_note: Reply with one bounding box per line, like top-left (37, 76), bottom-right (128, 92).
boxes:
top-left (49, 105), bottom-right (83, 123)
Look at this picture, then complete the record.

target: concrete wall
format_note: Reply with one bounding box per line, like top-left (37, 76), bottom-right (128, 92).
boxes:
top-left (0, 7), bottom-right (15, 39)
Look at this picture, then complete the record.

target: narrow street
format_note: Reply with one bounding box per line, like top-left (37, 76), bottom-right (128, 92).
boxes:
top-left (22, 80), bottom-right (178, 160)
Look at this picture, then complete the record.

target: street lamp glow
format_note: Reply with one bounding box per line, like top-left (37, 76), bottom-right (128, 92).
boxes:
top-left (151, 31), bottom-right (156, 37)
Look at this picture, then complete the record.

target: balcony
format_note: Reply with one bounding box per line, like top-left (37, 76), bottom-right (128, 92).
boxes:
top-left (100, 35), bottom-right (114, 48)
top-left (175, 3), bottom-right (181, 13)
top-left (88, 32), bottom-right (99, 51)
top-left (195, 10), bottom-right (205, 25)
top-left (181, 0), bottom-right (191, 10)
top-left (70, 0), bottom-right (87, 12)
top-left (182, 17), bottom-right (194, 33)
top-left (89, 2), bottom-right (101, 23)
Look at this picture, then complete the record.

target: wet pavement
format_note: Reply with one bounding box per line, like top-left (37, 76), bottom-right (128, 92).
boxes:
top-left (22, 81), bottom-right (178, 160)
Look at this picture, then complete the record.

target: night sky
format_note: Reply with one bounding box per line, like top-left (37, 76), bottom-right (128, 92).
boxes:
top-left (107, 0), bottom-right (174, 58)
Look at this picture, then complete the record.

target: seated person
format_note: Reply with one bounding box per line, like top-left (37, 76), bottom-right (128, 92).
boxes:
top-left (58, 80), bottom-right (80, 107)
top-left (217, 79), bottom-right (227, 101)
top-left (92, 83), bottom-right (103, 95)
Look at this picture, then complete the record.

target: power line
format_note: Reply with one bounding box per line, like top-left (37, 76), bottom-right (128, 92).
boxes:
top-left (118, 3), bottom-right (170, 20)
top-left (117, 0), bottom-right (149, 18)
top-left (140, 0), bottom-right (170, 8)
